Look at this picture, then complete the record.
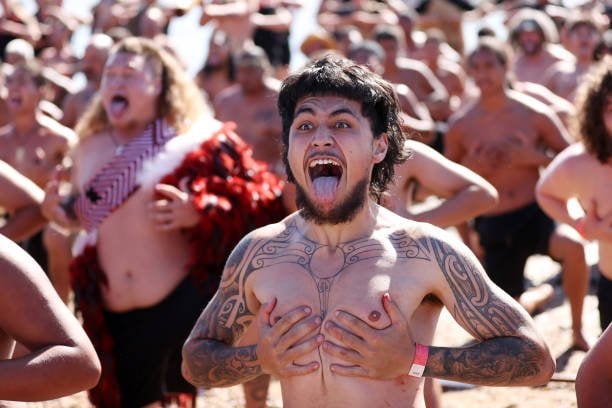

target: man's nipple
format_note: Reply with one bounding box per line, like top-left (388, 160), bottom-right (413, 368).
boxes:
top-left (368, 310), bottom-right (381, 322)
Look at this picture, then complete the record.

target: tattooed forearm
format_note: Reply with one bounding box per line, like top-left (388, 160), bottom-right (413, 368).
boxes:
top-left (425, 337), bottom-right (546, 386)
top-left (183, 340), bottom-right (262, 387)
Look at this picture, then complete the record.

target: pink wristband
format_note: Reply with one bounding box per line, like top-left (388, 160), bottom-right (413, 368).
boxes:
top-left (408, 343), bottom-right (429, 377)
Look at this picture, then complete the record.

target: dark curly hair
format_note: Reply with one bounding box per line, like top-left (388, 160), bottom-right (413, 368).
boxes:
top-left (572, 57), bottom-right (612, 164)
top-left (277, 54), bottom-right (408, 201)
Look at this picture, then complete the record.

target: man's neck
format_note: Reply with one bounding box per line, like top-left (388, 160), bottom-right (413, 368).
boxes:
top-left (13, 111), bottom-right (37, 135)
top-left (112, 117), bottom-right (157, 141)
top-left (479, 89), bottom-right (509, 111)
top-left (521, 50), bottom-right (546, 63)
top-left (300, 200), bottom-right (379, 248)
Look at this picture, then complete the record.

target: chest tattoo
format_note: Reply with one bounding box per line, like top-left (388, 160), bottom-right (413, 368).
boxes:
top-left (246, 222), bottom-right (432, 319)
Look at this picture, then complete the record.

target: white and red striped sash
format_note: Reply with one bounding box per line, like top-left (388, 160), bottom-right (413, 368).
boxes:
top-left (74, 119), bottom-right (176, 231)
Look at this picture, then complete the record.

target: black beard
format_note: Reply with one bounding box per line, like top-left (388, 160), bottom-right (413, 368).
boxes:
top-left (295, 177), bottom-right (369, 225)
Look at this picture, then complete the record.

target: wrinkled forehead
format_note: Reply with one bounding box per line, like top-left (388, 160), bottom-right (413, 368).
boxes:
top-left (293, 95), bottom-right (363, 118)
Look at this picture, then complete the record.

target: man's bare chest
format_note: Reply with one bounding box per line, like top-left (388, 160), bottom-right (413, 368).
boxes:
top-left (249, 234), bottom-right (435, 328)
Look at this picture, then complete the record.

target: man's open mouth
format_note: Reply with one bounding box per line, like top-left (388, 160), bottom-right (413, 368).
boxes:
top-left (308, 158), bottom-right (343, 202)
top-left (109, 94), bottom-right (129, 117)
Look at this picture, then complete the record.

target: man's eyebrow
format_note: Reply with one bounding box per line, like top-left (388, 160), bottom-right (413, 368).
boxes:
top-left (330, 107), bottom-right (358, 118)
top-left (294, 106), bottom-right (358, 117)
top-left (294, 106), bottom-right (315, 117)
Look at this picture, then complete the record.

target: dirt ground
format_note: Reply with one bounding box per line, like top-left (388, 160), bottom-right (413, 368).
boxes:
top-left (20, 249), bottom-right (603, 408)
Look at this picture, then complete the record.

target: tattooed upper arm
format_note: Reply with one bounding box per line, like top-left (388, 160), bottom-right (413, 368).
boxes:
top-left (193, 233), bottom-right (264, 345)
top-left (422, 230), bottom-right (528, 340)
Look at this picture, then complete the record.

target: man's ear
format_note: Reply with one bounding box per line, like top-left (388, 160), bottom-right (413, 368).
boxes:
top-left (373, 133), bottom-right (388, 163)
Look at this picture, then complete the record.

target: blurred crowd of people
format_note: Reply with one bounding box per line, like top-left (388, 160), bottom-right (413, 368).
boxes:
top-left (0, 0), bottom-right (610, 407)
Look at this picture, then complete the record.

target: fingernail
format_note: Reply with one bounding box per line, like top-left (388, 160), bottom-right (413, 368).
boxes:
top-left (304, 307), bottom-right (311, 314)
top-left (314, 317), bottom-right (321, 325)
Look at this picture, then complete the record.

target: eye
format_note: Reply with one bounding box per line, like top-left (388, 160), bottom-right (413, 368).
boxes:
top-left (335, 121), bottom-right (350, 129)
top-left (297, 122), bottom-right (313, 131)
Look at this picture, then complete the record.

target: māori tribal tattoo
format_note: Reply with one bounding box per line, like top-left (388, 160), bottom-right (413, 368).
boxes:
top-left (422, 236), bottom-right (543, 383)
top-left (189, 221), bottom-right (543, 386)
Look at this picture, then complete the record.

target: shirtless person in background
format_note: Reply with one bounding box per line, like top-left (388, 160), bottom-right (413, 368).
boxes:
top-left (543, 15), bottom-right (602, 102)
top-left (0, 160), bottom-right (46, 242)
top-left (214, 45), bottom-right (283, 173)
top-left (508, 9), bottom-right (572, 85)
top-left (0, 60), bottom-right (75, 188)
top-left (373, 25), bottom-right (450, 125)
top-left (0, 59), bottom-right (76, 303)
top-left (445, 37), bottom-right (590, 350)
top-left (61, 33), bottom-right (113, 129)
top-left (43, 37), bottom-right (284, 407)
top-left (182, 55), bottom-right (555, 407)
top-left (537, 59), bottom-right (612, 333)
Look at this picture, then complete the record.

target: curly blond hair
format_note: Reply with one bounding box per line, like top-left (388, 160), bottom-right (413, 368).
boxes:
top-left (75, 36), bottom-right (208, 139)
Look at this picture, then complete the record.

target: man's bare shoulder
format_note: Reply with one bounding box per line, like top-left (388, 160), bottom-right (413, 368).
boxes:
top-left (507, 89), bottom-right (554, 116)
top-left (378, 205), bottom-right (449, 241)
top-left (37, 114), bottom-right (77, 146)
top-left (72, 132), bottom-right (108, 159)
top-left (554, 142), bottom-right (593, 167)
top-left (247, 215), bottom-right (295, 241)
top-left (447, 98), bottom-right (479, 129)
top-left (397, 56), bottom-right (430, 73)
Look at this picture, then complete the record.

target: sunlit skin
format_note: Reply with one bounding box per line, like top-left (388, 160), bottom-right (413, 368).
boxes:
top-left (447, 45), bottom-right (590, 350)
top-left (544, 24), bottom-right (601, 101)
top-left (100, 52), bottom-right (161, 138)
top-left (67, 52), bottom-right (196, 312)
top-left (288, 96), bottom-right (386, 220)
top-left (0, 66), bottom-right (74, 187)
top-left (536, 94), bottom-right (612, 311)
top-left (182, 88), bottom-right (554, 407)
top-left (512, 26), bottom-right (565, 85)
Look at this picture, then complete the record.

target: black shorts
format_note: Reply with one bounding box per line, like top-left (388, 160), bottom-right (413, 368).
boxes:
top-left (105, 274), bottom-right (210, 407)
top-left (597, 268), bottom-right (612, 332)
top-left (474, 202), bottom-right (555, 297)
top-left (19, 230), bottom-right (48, 273)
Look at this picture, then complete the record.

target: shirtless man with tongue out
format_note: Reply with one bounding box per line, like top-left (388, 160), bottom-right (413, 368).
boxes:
top-left (43, 37), bottom-right (285, 407)
top-left (182, 54), bottom-right (555, 408)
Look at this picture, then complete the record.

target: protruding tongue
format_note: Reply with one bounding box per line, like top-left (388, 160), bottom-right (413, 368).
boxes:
top-left (110, 98), bottom-right (128, 117)
top-left (312, 176), bottom-right (339, 202)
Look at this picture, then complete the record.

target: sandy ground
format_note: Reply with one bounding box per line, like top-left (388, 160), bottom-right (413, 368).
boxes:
top-left (17, 246), bottom-right (604, 408)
